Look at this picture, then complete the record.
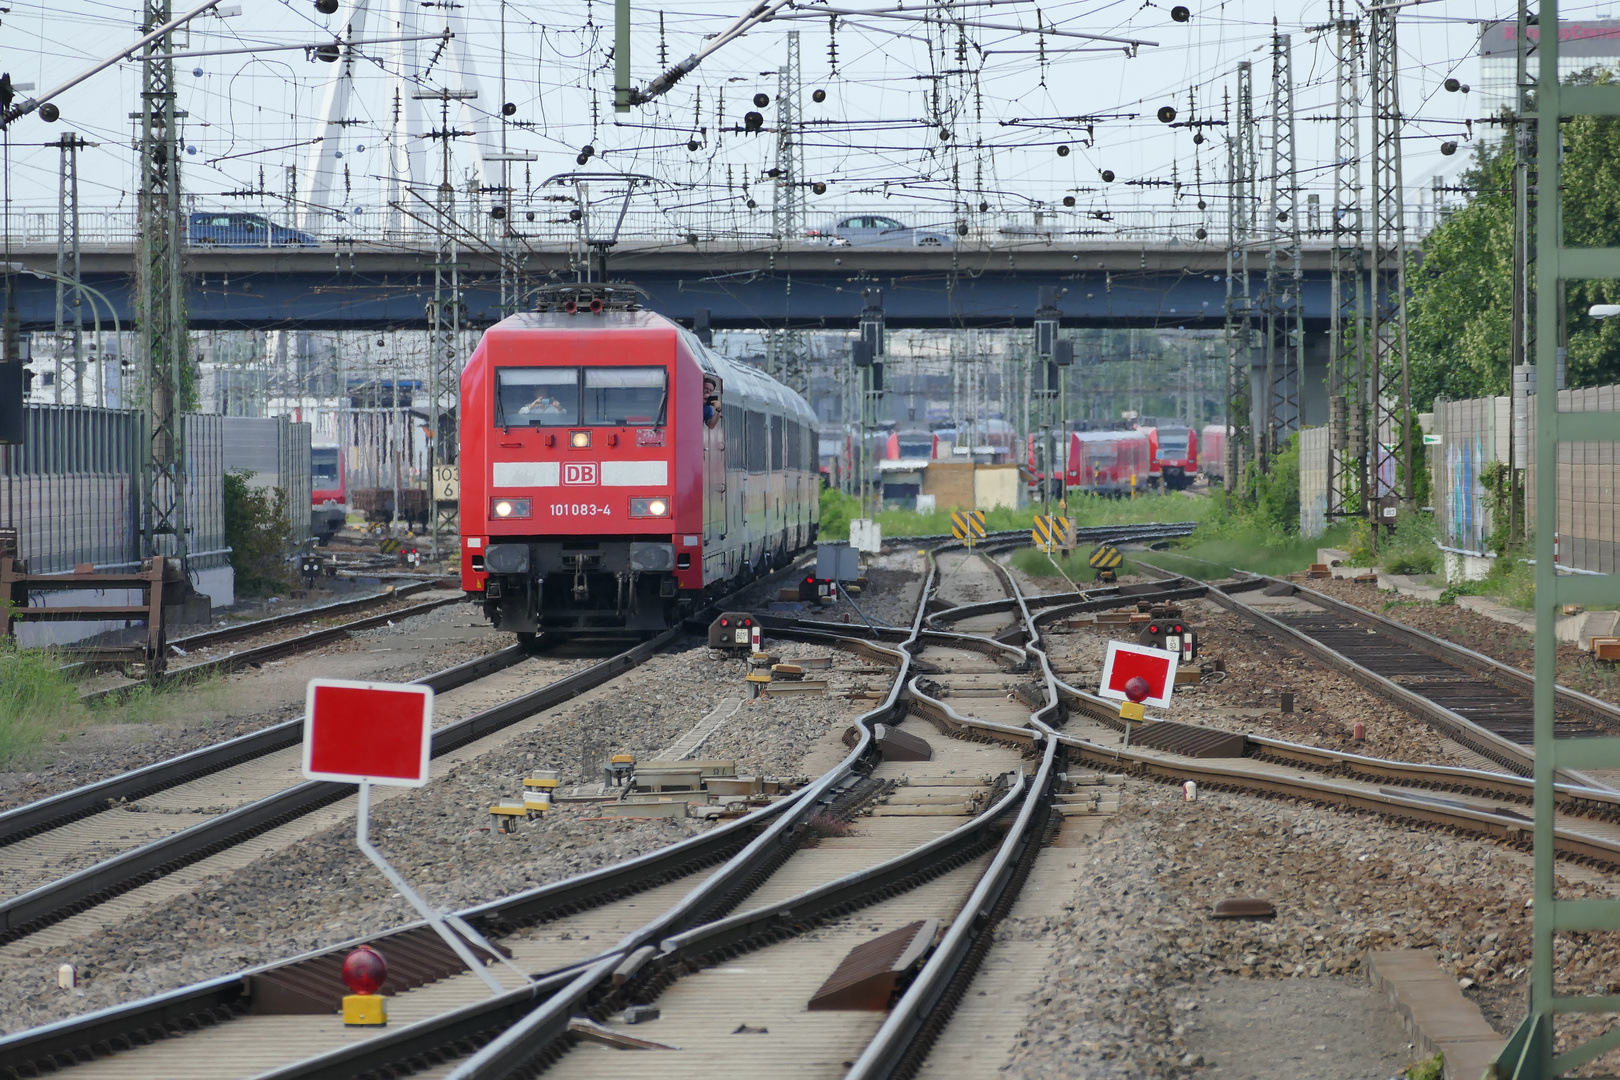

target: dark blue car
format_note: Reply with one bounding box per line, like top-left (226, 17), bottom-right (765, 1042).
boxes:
top-left (188, 212), bottom-right (317, 247)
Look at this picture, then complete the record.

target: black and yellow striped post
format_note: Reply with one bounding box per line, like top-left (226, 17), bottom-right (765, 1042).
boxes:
top-left (951, 510), bottom-right (986, 547)
top-left (1087, 543), bottom-right (1122, 582)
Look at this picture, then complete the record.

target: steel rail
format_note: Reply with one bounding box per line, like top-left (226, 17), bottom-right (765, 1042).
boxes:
top-left (0, 629), bottom-right (681, 944)
top-left (846, 549), bottom-right (1062, 1080)
top-left (80, 593), bottom-right (461, 705)
top-left (1129, 563), bottom-right (1542, 777)
top-left (0, 644), bottom-right (529, 848)
top-left (1237, 571), bottom-right (1620, 733)
top-left (434, 557), bottom-right (944, 1080)
top-left (1054, 732), bottom-right (1620, 870)
top-left (0, 531), bottom-right (1185, 1078)
top-left (166, 581), bottom-right (440, 654)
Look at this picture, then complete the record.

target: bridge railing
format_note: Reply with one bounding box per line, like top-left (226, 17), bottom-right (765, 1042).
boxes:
top-left (4, 195), bottom-right (1442, 252)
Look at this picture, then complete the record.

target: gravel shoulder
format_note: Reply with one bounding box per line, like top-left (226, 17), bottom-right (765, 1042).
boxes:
top-left (998, 777), bottom-right (1579, 1077)
top-left (0, 601), bottom-right (505, 814)
top-left (0, 606), bottom-right (895, 1033)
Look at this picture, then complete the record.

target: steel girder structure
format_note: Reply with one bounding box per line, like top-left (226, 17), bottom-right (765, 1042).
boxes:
top-left (1492, 2), bottom-right (1620, 1075)
top-left (1367, 7), bottom-right (1413, 508)
top-left (1261, 31), bottom-right (1302, 465)
top-left (137, 0), bottom-right (188, 561)
top-left (1327, 13), bottom-right (1367, 524)
top-left (1223, 63), bottom-right (1257, 494)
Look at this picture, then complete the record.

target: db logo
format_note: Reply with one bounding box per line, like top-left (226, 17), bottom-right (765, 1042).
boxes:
top-left (562, 462), bottom-right (599, 486)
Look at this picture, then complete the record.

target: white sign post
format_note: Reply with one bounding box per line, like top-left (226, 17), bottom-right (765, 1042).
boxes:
top-left (305, 678), bottom-right (506, 996)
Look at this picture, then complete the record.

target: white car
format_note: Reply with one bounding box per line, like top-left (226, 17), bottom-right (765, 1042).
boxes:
top-left (805, 214), bottom-right (951, 248)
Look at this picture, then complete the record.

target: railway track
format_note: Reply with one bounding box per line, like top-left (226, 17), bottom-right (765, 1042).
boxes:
top-left (0, 552), bottom-right (845, 951)
top-left (21, 522), bottom-right (1561, 1080)
top-left (0, 536), bottom-right (1074, 1080)
top-left (1127, 563), bottom-right (1620, 779)
top-left (80, 583), bottom-right (461, 704)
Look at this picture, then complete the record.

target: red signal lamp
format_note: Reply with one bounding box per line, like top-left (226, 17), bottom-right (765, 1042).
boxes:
top-left (1123, 676), bottom-right (1150, 704)
top-left (341, 945), bottom-right (388, 1026)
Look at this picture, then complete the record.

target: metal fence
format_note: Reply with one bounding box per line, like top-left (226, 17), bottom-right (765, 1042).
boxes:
top-left (1431, 396), bottom-right (1511, 556)
top-left (0, 405), bottom-right (142, 573)
top-left (182, 414), bottom-right (230, 571)
top-left (220, 416), bottom-right (314, 542)
top-left (1527, 384), bottom-right (1620, 574)
top-left (1298, 426), bottom-right (1330, 539)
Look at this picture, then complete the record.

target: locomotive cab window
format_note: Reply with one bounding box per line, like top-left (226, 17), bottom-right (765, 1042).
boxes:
top-left (497, 367), bottom-right (580, 427)
top-left (584, 367), bottom-right (666, 427)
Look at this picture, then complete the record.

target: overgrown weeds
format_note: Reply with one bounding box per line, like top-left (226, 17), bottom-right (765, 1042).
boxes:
top-left (0, 641), bottom-right (84, 766)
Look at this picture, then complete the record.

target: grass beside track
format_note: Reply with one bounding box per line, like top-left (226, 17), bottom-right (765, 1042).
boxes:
top-left (0, 644), bottom-right (234, 768)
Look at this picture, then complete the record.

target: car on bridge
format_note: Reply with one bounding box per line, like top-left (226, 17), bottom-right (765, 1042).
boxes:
top-left (188, 212), bottom-right (318, 247)
top-left (804, 214), bottom-right (951, 248)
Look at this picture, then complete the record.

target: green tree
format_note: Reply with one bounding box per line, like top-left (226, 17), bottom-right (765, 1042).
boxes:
top-left (1405, 137), bottom-right (1516, 408)
top-left (1407, 69), bottom-right (1620, 408)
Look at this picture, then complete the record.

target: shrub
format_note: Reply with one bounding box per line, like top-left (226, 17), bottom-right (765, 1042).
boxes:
top-left (224, 470), bottom-right (293, 595)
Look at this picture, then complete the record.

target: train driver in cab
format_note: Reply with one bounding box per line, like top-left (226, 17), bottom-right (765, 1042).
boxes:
top-left (520, 391), bottom-right (567, 417)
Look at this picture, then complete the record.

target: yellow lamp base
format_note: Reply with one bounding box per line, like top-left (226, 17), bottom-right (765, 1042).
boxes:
top-left (343, 994), bottom-right (387, 1026)
top-left (1118, 701), bottom-right (1145, 722)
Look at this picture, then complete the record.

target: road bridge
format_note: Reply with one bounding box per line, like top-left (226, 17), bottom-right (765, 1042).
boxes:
top-left (3, 240), bottom-right (1345, 331)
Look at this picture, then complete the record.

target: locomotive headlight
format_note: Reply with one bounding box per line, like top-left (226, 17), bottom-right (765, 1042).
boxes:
top-left (491, 498), bottom-right (532, 519)
top-left (630, 497), bottom-right (671, 518)
top-left (569, 430), bottom-right (592, 448)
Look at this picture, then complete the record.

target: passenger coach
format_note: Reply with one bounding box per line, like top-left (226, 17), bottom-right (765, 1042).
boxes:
top-left (459, 303), bottom-right (819, 637)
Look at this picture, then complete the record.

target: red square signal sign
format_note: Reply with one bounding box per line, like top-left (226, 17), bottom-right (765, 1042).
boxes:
top-left (303, 679), bottom-right (434, 787)
top-left (1098, 640), bottom-right (1179, 709)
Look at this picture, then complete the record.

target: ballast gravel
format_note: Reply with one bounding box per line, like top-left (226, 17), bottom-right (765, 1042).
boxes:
top-left (0, 635), bottom-right (885, 1033)
top-left (995, 778), bottom-right (1605, 1078)
top-left (0, 601), bottom-right (507, 813)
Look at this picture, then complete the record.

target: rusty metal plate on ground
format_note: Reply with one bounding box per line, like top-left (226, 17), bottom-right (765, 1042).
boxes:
top-left (1130, 721), bottom-right (1247, 758)
top-left (873, 723), bottom-right (933, 761)
top-left (808, 919), bottom-right (938, 1010)
top-left (1212, 898), bottom-right (1276, 919)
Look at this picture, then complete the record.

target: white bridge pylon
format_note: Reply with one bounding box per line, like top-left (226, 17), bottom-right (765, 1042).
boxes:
top-left (296, 0), bottom-right (497, 233)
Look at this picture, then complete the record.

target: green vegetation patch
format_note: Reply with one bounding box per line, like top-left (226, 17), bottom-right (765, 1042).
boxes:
top-left (0, 641), bottom-right (83, 767)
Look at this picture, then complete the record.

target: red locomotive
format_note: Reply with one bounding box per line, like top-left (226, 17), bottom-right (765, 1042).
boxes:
top-left (459, 298), bottom-right (820, 637)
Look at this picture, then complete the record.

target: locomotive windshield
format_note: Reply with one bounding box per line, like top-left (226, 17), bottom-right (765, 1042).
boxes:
top-left (311, 447), bottom-right (340, 481)
top-left (495, 366), bottom-right (666, 428)
top-left (584, 367), bottom-right (666, 427)
top-left (496, 367), bottom-right (581, 427)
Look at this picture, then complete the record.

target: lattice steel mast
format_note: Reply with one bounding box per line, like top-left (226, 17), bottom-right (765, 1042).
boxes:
top-left (1368, 5), bottom-right (1414, 512)
top-left (54, 132), bottom-right (87, 406)
top-left (1222, 65), bottom-right (1256, 494)
top-left (1262, 29), bottom-right (1301, 464)
top-left (772, 30), bottom-right (804, 243)
top-left (137, 0), bottom-right (188, 561)
top-left (416, 87), bottom-right (475, 557)
top-left (1328, 9), bottom-right (1367, 523)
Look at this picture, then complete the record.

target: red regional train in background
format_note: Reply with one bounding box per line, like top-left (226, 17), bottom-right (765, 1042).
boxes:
top-left (1065, 430), bottom-right (1153, 496)
top-left (309, 444), bottom-right (347, 545)
top-left (459, 298), bottom-right (820, 638)
top-left (1154, 425), bottom-right (1199, 490)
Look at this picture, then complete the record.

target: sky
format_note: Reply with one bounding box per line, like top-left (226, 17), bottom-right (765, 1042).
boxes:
top-left (0, 0), bottom-right (1601, 246)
